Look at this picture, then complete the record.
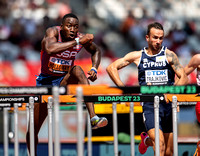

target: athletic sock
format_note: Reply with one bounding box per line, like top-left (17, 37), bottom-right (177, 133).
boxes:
top-left (91, 115), bottom-right (99, 122)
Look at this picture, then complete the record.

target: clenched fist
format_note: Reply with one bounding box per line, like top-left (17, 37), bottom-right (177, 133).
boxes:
top-left (79, 34), bottom-right (93, 45)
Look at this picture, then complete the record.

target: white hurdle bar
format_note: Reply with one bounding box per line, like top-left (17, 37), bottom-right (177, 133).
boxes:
top-left (77, 89), bottom-right (92, 156)
top-left (53, 86), bottom-right (61, 156)
top-left (130, 102), bottom-right (135, 156)
top-left (111, 101), bottom-right (135, 156)
top-left (172, 96), bottom-right (178, 156)
top-left (14, 103), bottom-right (19, 156)
top-left (110, 95), bottom-right (179, 156)
top-left (29, 97), bottom-right (35, 156)
top-left (154, 95), bottom-right (178, 156)
top-left (2, 97), bottom-right (37, 156)
top-left (47, 96), bottom-right (53, 156)
top-left (87, 114), bottom-right (92, 156)
top-left (77, 87), bottom-right (84, 156)
top-left (112, 101), bottom-right (135, 156)
top-left (154, 96), bottom-right (160, 156)
top-left (3, 108), bottom-right (9, 156)
top-left (112, 102), bottom-right (118, 156)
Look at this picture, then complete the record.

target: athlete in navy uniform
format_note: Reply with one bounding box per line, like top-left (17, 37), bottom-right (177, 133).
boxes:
top-left (106, 22), bottom-right (188, 155)
top-left (26, 13), bottom-right (108, 156)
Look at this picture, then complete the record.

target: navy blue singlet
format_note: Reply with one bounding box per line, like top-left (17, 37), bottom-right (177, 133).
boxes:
top-left (138, 46), bottom-right (175, 86)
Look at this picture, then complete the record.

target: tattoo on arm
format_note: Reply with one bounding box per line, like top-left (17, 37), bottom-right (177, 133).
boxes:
top-left (167, 52), bottom-right (182, 71)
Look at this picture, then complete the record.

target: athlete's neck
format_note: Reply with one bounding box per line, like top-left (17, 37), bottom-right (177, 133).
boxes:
top-left (146, 47), bottom-right (161, 55)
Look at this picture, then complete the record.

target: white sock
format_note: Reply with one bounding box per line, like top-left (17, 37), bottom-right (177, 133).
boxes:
top-left (91, 115), bottom-right (99, 121)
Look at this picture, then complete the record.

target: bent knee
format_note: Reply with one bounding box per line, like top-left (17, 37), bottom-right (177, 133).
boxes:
top-left (71, 66), bottom-right (89, 84)
top-left (72, 65), bottom-right (83, 71)
top-left (159, 140), bottom-right (166, 153)
top-left (165, 148), bottom-right (173, 156)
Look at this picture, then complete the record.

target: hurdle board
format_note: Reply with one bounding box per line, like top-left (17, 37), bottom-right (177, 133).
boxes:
top-left (0, 85), bottom-right (199, 95)
top-left (67, 84), bottom-right (199, 94)
top-left (0, 96), bottom-right (40, 108)
top-left (0, 86), bottom-right (66, 95)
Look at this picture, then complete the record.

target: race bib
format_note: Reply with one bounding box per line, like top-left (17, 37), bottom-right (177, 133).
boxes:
top-left (145, 69), bottom-right (168, 85)
top-left (48, 57), bottom-right (72, 73)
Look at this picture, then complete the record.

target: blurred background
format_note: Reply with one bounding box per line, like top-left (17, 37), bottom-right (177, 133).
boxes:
top-left (0, 0), bottom-right (200, 155)
top-left (0, 0), bottom-right (199, 86)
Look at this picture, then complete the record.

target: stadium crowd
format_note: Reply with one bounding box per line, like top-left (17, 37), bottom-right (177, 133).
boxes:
top-left (0, 0), bottom-right (199, 69)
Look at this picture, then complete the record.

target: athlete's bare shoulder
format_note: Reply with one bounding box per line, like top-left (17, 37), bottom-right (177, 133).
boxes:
top-left (193, 54), bottom-right (200, 62)
top-left (165, 49), bottom-right (178, 64)
top-left (165, 48), bottom-right (183, 71)
top-left (45, 26), bottom-right (58, 37)
top-left (41, 26), bottom-right (59, 50)
top-left (124, 50), bottom-right (142, 66)
top-left (187, 53), bottom-right (200, 68)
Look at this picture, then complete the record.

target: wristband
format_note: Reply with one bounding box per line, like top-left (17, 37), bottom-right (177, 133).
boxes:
top-left (91, 67), bottom-right (97, 74)
top-left (75, 37), bottom-right (79, 45)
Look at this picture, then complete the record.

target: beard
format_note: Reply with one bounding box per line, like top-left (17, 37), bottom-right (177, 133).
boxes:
top-left (152, 44), bottom-right (161, 51)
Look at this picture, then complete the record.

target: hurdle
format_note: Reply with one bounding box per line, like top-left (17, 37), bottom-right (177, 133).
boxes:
top-left (68, 84), bottom-right (199, 156)
top-left (0, 86), bottom-right (65, 156)
top-left (47, 96), bottom-right (53, 156)
top-left (0, 96), bottom-right (40, 156)
top-left (82, 93), bottom-right (166, 156)
top-left (154, 96), bottom-right (160, 156)
top-left (0, 85), bottom-right (199, 156)
top-left (3, 108), bottom-right (9, 156)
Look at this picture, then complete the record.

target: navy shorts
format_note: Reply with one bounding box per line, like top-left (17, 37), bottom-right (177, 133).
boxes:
top-left (36, 73), bottom-right (65, 86)
top-left (142, 101), bottom-right (173, 133)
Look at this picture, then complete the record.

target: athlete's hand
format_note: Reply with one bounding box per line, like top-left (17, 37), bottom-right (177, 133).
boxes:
top-left (87, 69), bottom-right (97, 82)
top-left (79, 34), bottom-right (93, 45)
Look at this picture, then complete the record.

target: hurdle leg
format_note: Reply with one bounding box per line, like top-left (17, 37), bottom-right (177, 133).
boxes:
top-left (154, 96), bottom-right (160, 156)
top-left (47, 97), bottom-right (53, 156)
top-left (129, 102), bottom-right (135, 156)
top-left (29, 97), bottom-right (35, 156)
top-left (112, 102), bottom-right (118, 156)
top-left (53, 86), bottom-right (60, 156)
top-left (14, 103), bottom-right (19, 156)
top-left (172, 96), bottom-right (178, 156)
top-left (87, 114), bottom-right (92, 156)
top-left (76, 87), bottom-right (84, 156)
top-left (26, 103), bottom-right (29, 156)
top-left (26, 103), bottom-right (29, 131)
top-left (3, 108), bottom-right (9, 156)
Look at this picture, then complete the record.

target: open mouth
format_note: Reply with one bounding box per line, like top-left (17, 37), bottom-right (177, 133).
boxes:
top-left (69, 34), bottom-right (75, 39)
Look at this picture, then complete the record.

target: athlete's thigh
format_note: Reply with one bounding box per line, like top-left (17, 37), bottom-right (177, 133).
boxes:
top-left (67, 66), bottom-right (89, 84)
top-left (148, 128), bottom-right (165, 142)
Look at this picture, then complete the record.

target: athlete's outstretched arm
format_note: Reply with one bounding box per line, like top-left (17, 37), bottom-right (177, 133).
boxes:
top-left (84, 42), bottom-right (101, 82)
top-left (184, 54), bottom-right (200, 75)
top-left (106, 51), bottom-right (141, 86)
top-left (166, 50), bottom-right (188, 85)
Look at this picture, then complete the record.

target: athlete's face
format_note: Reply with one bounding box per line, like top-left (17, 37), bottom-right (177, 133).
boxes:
top-left (61, 17), bottom-right (79, 40)
top-left (146, 28), bottom-right (164, 52)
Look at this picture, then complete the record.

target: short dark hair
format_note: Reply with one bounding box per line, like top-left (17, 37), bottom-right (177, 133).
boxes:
top-left (62, 13), bottom-right (79, 24)
top-left (147, 22), bottom-right (164, 35)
